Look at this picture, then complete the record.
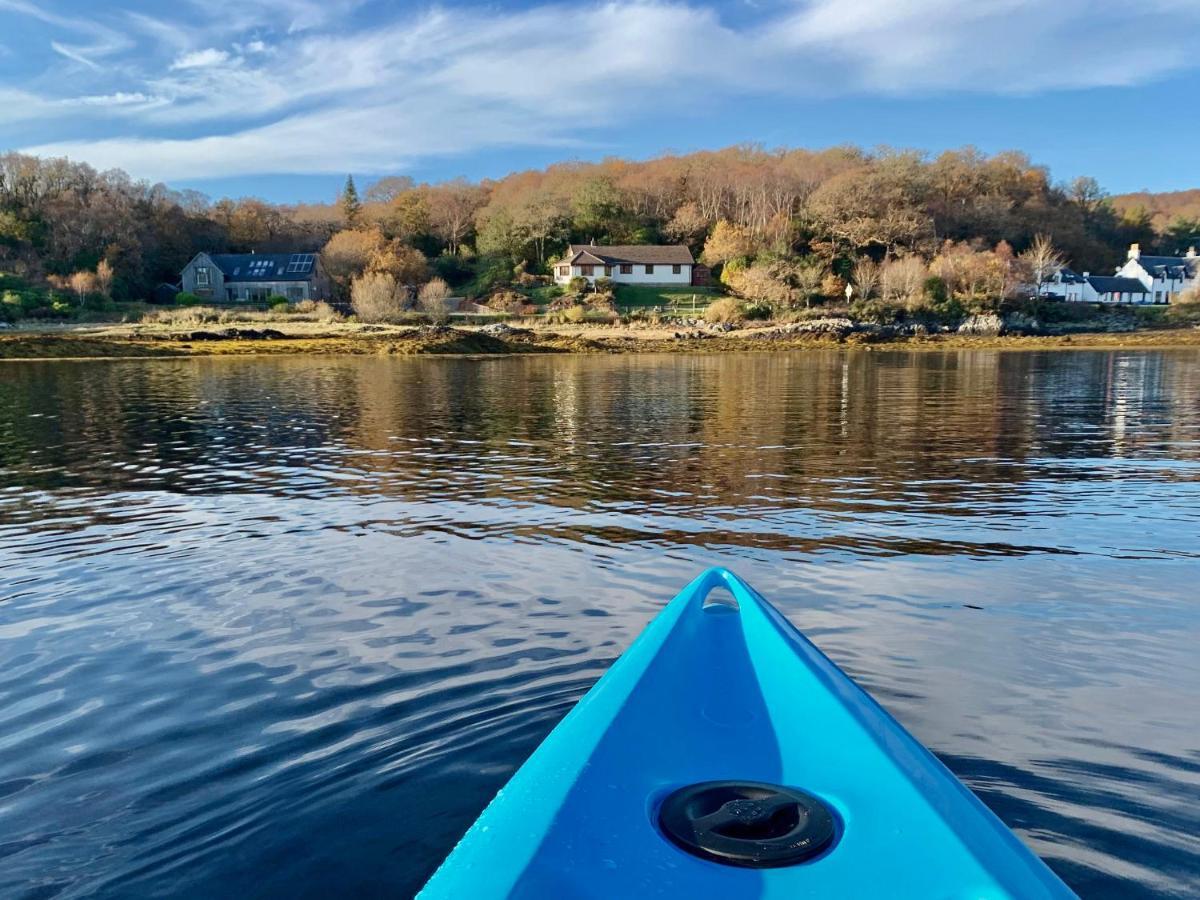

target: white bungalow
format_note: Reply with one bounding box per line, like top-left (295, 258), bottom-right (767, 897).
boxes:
top-left (553, 244), bottom-right (698, 286)
top-left (1116, 243), bottom-right (1198, 304)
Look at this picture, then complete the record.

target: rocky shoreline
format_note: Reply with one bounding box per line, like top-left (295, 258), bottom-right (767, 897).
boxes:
top-left (2, 318), bottom-right (1199, 361)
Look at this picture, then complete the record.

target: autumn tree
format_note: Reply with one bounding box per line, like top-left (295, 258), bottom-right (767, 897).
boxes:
top-left (68, 270), bottom-right (97, 306)
top-left (427, 179), bottom-right (487, 254)
top-left (701, 220), bottom-right (755, 267)
top-left (322, 228), bottom-right (387, 286)
top-left (96, 259), bottom-right (114, 297)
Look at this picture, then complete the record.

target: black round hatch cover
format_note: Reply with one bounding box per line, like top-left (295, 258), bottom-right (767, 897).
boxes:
top-left (658, 781), bottom-right (836, 868)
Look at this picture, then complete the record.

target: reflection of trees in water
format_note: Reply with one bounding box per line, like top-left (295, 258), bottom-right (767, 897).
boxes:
top-left (3, 352), bottom-right (1200, 530)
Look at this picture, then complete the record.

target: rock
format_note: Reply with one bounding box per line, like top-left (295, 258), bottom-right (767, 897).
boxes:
top-left (182, 327), bottom-right (284, 341)
top-left (957, 314), bottom-right (1005, 336)
top-left (480, 322), bottom-right (514, 335)
top-left (1002, 312), bottom-right (1041, 335)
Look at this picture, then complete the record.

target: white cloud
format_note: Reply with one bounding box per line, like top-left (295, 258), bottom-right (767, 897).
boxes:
top-left (50, 40), bottom-right (105, 70)
top-left (10, 0), bottom-right (1200, 181)
top-left (170, 47), bottom-right (231, 70)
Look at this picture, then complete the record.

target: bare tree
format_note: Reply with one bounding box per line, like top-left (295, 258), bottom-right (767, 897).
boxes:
top-left (351, 271), bottom-right (405, 323)
top-left (418, 277), bottom-right (452, 324)
top-left (1020, 234), bottom-right (1065, 297)
top-left (880, 256), bottom-right (928, 307)
top-left (851, 258), bottom-right (881, 300)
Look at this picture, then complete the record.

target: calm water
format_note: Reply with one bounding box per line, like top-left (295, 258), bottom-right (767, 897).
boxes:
top-left (1, 351), bottom-right (1199, 899)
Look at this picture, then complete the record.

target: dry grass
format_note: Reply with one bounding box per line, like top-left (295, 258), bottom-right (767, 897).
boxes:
top-left (141, 303), bottom-right (342, 327)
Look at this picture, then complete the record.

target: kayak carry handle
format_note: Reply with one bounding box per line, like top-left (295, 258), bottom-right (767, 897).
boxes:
top-left (692, 567), bottom-right (758, 614)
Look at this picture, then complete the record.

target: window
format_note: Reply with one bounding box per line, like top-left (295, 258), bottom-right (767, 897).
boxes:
top-left (620, 264), bottom-right (632, 274)
top-left (195, 266), bottom-right (210, 287)
top-left (1156, 291), bottom-right (1163, 302)
top-left (287, 286), bottom-right (304, 300)
top-left (645, 264), bottom-right (655, 275)
top-left (582, 265), bottom-right (594, 276)
top-left (604, 266), bottom-right (612, 277)
top-left (672, 264), bottom-right (682, 274)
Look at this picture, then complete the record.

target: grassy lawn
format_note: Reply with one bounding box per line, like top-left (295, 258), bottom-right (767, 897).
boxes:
top-left (613, 284), bottom-right (722, 312)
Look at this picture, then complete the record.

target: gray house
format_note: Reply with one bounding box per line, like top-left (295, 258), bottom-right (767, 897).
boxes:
top-left (180, 252), bottom-right (330, 303)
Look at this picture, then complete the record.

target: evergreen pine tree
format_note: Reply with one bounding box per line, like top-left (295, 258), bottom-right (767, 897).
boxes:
top-left (341, 175), bottom-right (362, 227)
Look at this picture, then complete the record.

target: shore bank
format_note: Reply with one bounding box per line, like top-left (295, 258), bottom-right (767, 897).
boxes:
top-left (3, 320), bottom-right (1200, 360)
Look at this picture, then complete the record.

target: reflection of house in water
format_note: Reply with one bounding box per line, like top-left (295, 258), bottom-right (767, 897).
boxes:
top-left (1103, 353), bottom-right (1166, 456)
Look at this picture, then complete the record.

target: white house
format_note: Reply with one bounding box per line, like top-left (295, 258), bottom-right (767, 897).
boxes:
top-left (1042, 267), bottom-right (1153, 304)
top-left (1042, 243), bottom-right (1197, 305)
top-left (1040, 268), bottom-right (1090, 302)
top-left (553, 244), bottom-right (698, 286)
top-left (1115, 243), bottom-right (1197, 304)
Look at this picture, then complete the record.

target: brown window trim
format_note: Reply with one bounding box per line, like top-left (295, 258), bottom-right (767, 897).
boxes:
top-left (672, 264), bottom-right (681, 274)
top-left (620, 264), bottom-right (632, 274)
top-left (645, 264), bottom-right (655, 275)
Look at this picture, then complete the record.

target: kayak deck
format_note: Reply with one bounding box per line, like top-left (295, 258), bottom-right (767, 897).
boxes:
top-left (419, 567), bottom-right (1075, 899)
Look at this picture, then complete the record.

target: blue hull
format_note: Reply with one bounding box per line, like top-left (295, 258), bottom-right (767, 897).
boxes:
top-left (420, 568), bottom-right (1076, 898)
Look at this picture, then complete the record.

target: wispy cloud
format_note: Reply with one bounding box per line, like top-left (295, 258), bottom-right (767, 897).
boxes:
top-left (9, 0), bottom-right (1200, 181)
top-left (170, 48), bottom-right (231, 70)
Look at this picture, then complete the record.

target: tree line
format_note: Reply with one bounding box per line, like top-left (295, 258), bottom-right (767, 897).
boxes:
top-left (1, 145), bottom-right (1194, 317)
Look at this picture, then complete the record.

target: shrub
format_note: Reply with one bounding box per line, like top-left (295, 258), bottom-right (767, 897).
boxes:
top-left (568, 275), bottom-right (588, 294)
top-left (294, 299), bottom-right (318, 313)
top-left (419, 277), bottom-right (452, 305)
top-left (267, 294), bottom-right (290, 309)
top-left (312, 301), bottom-right (340, 323)
top-left (849, 298), bottom-right (904, 324)
top-left (175, 291), bottom-right (203, 306)
top-left (351, 271), bottom-right (406, 323)
top-left (1166, 299), bottom-right (1200, 326)
top-left (594, 276), bottom-right (614, 294)
top-left (743, 302), bottom-right (773, 321)
top-left (419, 278), bottom-right (452, 324)
top-left (703, 297), bottom-right (745, 324)
top-left (563, 304), bottom-right (588, 323)
top-left (487, 290), bottom-right (527, 312)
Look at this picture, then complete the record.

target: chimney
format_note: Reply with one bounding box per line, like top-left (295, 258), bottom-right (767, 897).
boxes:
top-left (1187, 246), bottom-right (1197, 259)
top-left (1128, 243), bottom-right (1140, 260)
top-left (1082, 271), bottom-right (1090, 278)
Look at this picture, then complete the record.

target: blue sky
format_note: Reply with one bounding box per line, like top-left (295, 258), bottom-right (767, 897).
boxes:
top-left (2, 0), bottom-right (1199, 204)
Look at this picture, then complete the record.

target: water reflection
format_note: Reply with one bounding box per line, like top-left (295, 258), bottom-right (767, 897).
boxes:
top-left (0, 350), bottom-right (1198, 899)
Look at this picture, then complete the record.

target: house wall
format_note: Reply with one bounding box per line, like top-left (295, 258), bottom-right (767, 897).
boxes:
top-left (224, 281), bottom-right (313, 302)
top-left (181, 253), bottom-right (225, 300)
top-left (553, 263), bottom-right (692, 285)
top-left (1116, 259), bottom-right (1194, 304)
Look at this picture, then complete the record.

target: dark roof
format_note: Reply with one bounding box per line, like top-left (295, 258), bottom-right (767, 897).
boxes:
top-left (564, 244), bottom-right (694, 266)
top-left (204, 252), bottom-right (318, 283)
top-left (1055, 267), bottom-right (1086, 284)
top-left (1133, 255), bottom-right (1199, 279)
top-left (1087, 275), bottom-right (1149, 294)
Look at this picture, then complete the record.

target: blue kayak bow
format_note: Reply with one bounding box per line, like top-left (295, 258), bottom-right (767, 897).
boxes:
top-left (420, 567), bottom-right (1076, 899)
